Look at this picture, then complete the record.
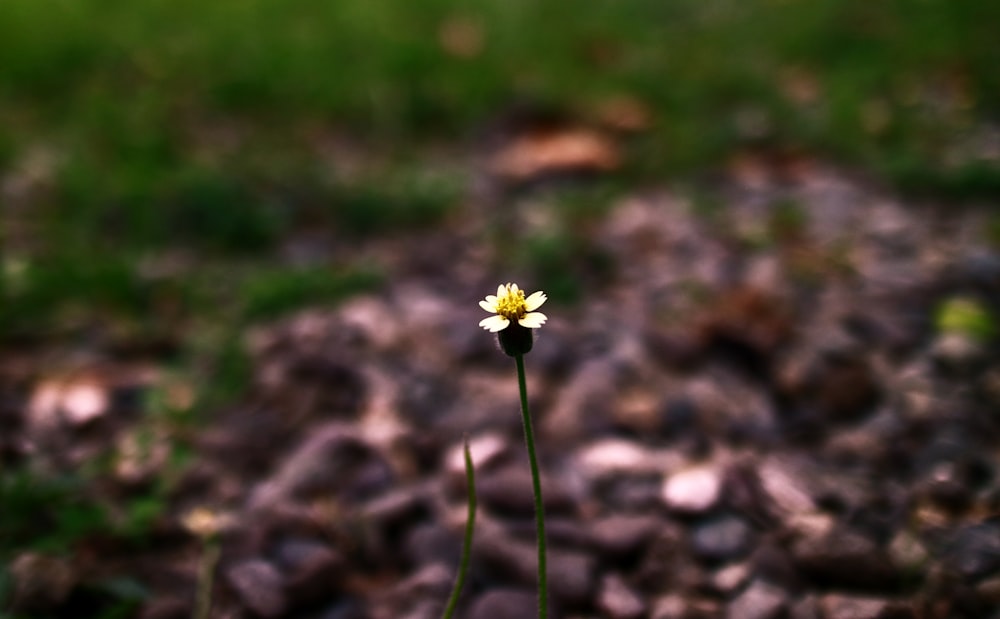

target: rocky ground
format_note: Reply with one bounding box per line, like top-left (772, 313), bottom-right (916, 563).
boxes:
top-left (4, 157), bottom-right (1000, 619)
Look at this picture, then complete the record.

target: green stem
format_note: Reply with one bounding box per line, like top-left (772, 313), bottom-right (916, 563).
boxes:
top-left (441, 438), bottom-right (477, 619)
top-left (515, 354), bottom-right (548, 619)
top-left (193, 538), bottom-right (220, 619)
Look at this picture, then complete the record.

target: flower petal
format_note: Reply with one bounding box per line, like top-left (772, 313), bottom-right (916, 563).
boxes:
top-left (518, 312), bottom-right (547, 328)
top-left (480, 299), bottom-right (498, 312)
top-left (510, 282), bottom-right (520, 294)
top-left (497, 284), bottom-right (507, 298)
top-left (524, 291), bottom-right (547, 311)
top-left (479, 315), bottom-right (510, 332)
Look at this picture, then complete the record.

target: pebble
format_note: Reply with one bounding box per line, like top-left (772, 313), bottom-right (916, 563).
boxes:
top-left (588, 514), bottom-right (665, 560)
top-left (726, 580), bottom-right (788, 619)
top-left (577, 438), bottom-right (684, 479)
top-left (791, 528), bottom-right (898, 589)
top-left (789, 595), bottom-right (821, 619)
top-left (465, 588), bottom-right (552, 619)
top-left (936, 520), bottom-right (1000, 580)
top-left (596, 572), bottom-right (646, 619)
top-left (224, 559), bottom-right (287, 618)
top-left (649, 594), bottom-right (688, 619)
top-left (8, 553), bottom-right (77, 613)
top-left (662, 464), bottom-right (724, 514)
top-left (247, 422), bottom-right (393, 512)
top-left (477, 463), bottom-right (576, 516)
top-left (820, 594), bottom-right (914, 619)
top-left (473, 519), bottom-right (596, 606)
top-left (405, 522), bottom-right (461, 568)
top-left (691, 514), bottom-right (754, 563)
top-left (271, 537), bottom-right (343, 605)
top-left (711, 562), bottom-right (750, 595)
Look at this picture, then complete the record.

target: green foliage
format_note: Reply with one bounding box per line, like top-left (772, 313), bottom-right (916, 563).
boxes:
top-left (520, 230), bottom-right (614, 305)
top-left (330, 171), bottom-right (460, 236)
top-left (0, 471), bottom-right (108, 556)
top-left (1, 0), bottom-right (998, 207)
top-left (1, 255), bottom-right (154, 328)
top-left (936, 297), bottom-right (997, 342)
top-left (241, 266), bottom-right (383, 320)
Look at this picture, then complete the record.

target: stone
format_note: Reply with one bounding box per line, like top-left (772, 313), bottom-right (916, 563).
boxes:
top-left (790, 528), bottom-right (898, 589)
top-left (711, 563), bottom-right (750, 595)
top-left (597, 572), bottom-right (646, 619)
top-left (364, 563), bottom-right (456, 619)
top-left (577, 438), bottom-right (684, 479)
top-left (820, 594), bottom-right (914, 619)
top-left (465, 588), bottom-right (554, 619)
top-left (662, 464), bottom-right (724, 514)
top-left (442, 432), bottom-right (509, 480)
top-left (361, 482), bottom-right (433, 539)
top-left (595, 472), bottom-right (667, 511)
top-left (8, 553), bottom-right (77, 613)
top-left (316, 596), bottom-right (368, 619)
top-left (649, 594), bottom-right (687, 619)
top-left (748, 540), bottom-right (803, 591)
top-left (541, 358), bottom-right (619, 444)
top-left (588, 514), bottom-right (664, 560)
top-left (788, 595), bottom-right (821, 619)
top-left (887, 530), bottom-right (929, 576)
top-left (248, 423), bottom-right (393, 512)
top-left (691, 514), bottom-right (754, 563)
top-left (405, 522), bottom-right (461, 569)
top-left (755, 457), bottom-right (817, 518)
top-left (271, 537), bottom-right (343, 606)
top-left (651, 595), bottom-right (723, 619)
top-left (936, 520), bottom-right (1000, 581)
top-left (477, 463), bottom-right (576, 516)
top-left (474, 519), bottom-right (595, 606)
top-left (775, 346), bottom-right (881, 426)
top-left (920, 461), bottom-right (975, 513)
top-left (225, 559), bottom-right (287, 618)
top-left (657, 395), bottom-right (700, 440)
top-left (726, 580), bottom-right (788, 619)
top-left (931, 333), bottom-right (988, 374)
top-left (632, 526), bottom-right (692, 591)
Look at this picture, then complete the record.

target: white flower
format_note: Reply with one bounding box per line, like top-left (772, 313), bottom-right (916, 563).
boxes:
top-left (478, 282), bottom-right (547, 332)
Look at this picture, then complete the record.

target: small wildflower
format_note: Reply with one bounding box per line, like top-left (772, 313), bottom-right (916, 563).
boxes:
top-left (480, 282), bottom-right (547, 357)
top-left (182, 506), bottom-right (233, 540)
top-left (479, 283), bottom-right (547, 332)
top-left (478, 282), bottom-right (550, 616)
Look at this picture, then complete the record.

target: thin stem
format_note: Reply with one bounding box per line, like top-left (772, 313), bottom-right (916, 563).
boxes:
top-left (441, 437), bottom-right (477, 619)
top-left (193, 538), bottom-right (220, 619)
top-left (515, 353), bottom-right (548, 619)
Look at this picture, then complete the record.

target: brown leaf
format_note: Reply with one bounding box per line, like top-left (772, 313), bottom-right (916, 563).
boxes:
top-left (489, 128), bottom-right (622, 181)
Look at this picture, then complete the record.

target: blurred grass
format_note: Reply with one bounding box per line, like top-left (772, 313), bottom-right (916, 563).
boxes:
top-left (3, 0), bottom-right (999, 204)
top-left (2, 0), bottom-right (997, 404)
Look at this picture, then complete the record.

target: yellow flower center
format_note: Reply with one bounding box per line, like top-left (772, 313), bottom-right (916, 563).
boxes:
top-left (496, 287), bottom-right (527, 320)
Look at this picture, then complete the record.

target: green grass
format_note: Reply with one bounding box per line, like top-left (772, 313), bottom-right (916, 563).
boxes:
top-left (3, 0), bottom-right (999, 210)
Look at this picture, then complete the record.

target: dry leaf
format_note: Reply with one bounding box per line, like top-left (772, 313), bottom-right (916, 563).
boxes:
top-left (489, 128), bottom-right (621, 181)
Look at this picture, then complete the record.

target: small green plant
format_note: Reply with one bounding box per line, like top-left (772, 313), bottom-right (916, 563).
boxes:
top-left (935, 296), bottom-right (997, 342)
top-left (479, 282), bottom-right (549, 618)
top-left (0, 470), bottom-right (108, 556)
top-left (440, 438), bottom-right (477, 619)
top-left (181, 507), bottom-right (229, 619)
